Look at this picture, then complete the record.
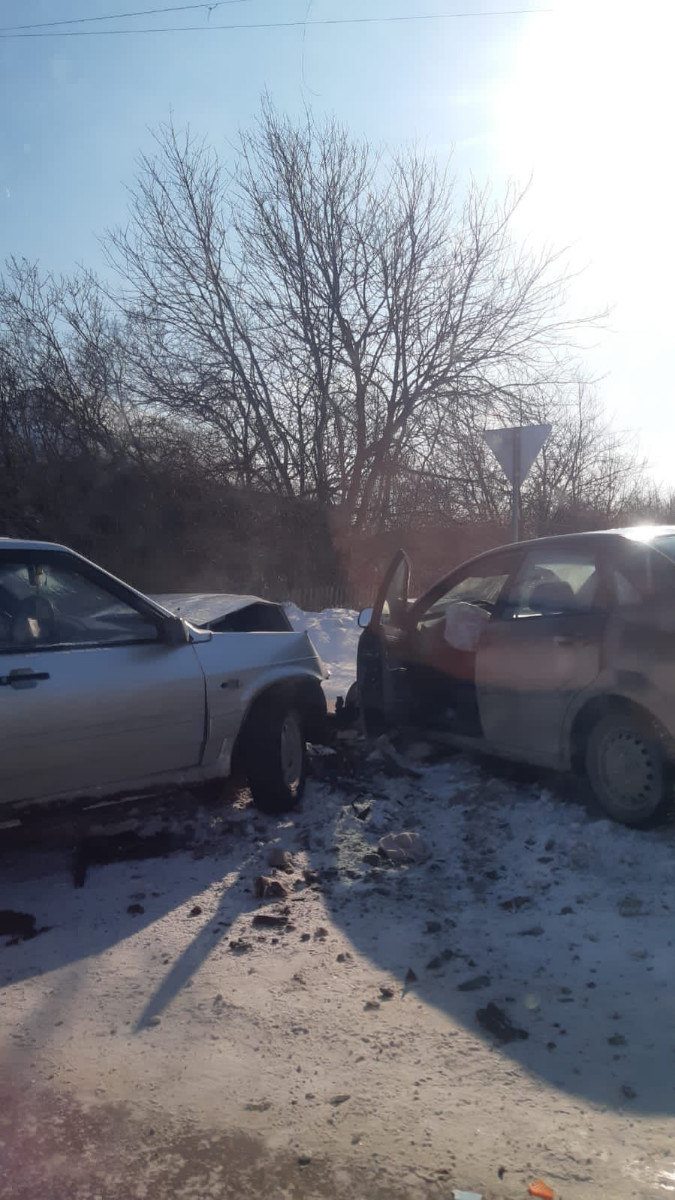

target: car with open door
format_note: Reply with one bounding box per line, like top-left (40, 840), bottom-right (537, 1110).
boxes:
top-left (356, 527), bottom-right (675, 828)
top-left (0, 539), bottom-right (327, 817)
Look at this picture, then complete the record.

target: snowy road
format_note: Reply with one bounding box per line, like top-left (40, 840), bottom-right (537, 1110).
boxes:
top-left (2, 610), bottom-right (675, 1199)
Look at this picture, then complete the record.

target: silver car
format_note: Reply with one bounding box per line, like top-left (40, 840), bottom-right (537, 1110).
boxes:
top-left (357, 526), bottom-right (675, 827)
top-left (0, 539), bottom-right (327, 814)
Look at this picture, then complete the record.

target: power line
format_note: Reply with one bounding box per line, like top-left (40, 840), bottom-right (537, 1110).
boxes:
top-left (0, 1), bottom-right (248, 34)
top-left (0, 9), bottom-right (555, 40)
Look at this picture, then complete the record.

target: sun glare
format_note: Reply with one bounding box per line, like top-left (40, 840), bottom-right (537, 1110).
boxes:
top-left (497, 0), bottom-right (673, 307)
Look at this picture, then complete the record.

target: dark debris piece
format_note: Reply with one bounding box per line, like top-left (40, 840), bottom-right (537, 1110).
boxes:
top-left (0, 910), bottom-right (50, 943)
top-left (476, 1002), bottom-right (529, 1044)
top-left (457, 974), bottom-right (491, 992)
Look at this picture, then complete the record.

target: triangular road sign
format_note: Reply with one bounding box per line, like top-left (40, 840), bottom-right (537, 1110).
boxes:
top-left (484, 424), bottom-right (551, 486)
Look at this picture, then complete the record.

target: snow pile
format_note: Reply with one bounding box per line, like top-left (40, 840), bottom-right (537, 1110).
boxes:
top-left (286, 604), bottom-right (359, 704)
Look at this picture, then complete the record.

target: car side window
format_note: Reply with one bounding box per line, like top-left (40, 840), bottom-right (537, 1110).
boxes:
top-left (0, 557), bottom-right (160, 652)
top-left (501, 549), bottom-right (603, 620)
top-left (418, 555), bottom-right (517, 625)
top-left (611, 543), bottom-right (675, 606)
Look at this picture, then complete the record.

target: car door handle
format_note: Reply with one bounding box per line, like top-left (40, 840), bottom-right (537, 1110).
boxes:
top-left (553, 634), bottom-right (588, 648)
top-left (0, 669), bottom-right (51, 688)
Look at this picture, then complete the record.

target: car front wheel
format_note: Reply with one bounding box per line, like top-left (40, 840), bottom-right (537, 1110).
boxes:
top-left (585, 711), bottom-right (671, 827)
top-left (245, 693), bottom-right (307, 815)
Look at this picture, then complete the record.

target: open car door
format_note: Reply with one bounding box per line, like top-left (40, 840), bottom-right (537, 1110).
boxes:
top-left (357, 550), bottom-right (411, 732)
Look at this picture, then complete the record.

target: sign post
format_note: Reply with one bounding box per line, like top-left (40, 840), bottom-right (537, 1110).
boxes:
top-left (483, 424), bottom-right (551, 543)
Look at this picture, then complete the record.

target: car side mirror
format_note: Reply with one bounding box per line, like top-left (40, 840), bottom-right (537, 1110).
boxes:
top-left (162, 614), bottom-right (190, 645)
top-left (358, 607), bottom-right (373, 629)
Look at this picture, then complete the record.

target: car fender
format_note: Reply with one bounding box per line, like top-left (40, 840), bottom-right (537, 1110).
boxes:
top-left (561, 667), bottom-right (669, 769)
top-left (192, 631), bottom-right (326, 771)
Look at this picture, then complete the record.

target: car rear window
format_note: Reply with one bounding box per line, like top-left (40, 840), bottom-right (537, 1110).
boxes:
top-left (612, 540), bottom-right (675, 604)
top-left (653, 535), bottom-right (675, 564)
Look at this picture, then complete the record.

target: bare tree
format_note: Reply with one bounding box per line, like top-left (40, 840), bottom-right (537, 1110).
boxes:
top-left (108, 102), bottom-right (594, 531)
top-left (374, 379), bottom-right (648, 536)
top-left (0, 258), bottom-right (130, 455)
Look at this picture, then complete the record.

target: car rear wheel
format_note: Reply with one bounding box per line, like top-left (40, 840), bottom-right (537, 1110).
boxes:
top-left (585, 711), bottom-right (671, 827)
top-left (244, 693), bottom-right (306, 815)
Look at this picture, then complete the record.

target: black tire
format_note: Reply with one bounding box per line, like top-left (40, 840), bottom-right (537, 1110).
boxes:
top-left (244, 692), bottom-right (307, 815)
top-left (344, 681), bottom-right (359, 715)
top-left (585, 710), bottom-right (671, 827)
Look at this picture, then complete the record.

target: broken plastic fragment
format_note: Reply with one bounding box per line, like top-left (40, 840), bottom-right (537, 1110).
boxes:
top-left (307, 743), bottom-right (337, 757)
top-left (452, 1191), bottom-right (483, 1200)
top-left (378, 831), bottom-right (430, 864)
top-left (528, 1181), bottom-right (554, 1199)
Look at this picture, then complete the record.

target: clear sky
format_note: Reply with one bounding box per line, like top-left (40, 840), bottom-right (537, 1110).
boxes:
top-left (1, 0), bottom-right (673, 483)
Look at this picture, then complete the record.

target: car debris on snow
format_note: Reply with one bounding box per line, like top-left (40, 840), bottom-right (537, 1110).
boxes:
top-left (251, 908), bottom-right (293, 929)
top-left (528, 1181), bottom-right (555, 1199)
top-left (0, 909), bottom-right (50, 943)
top-left (426, 949), bottom-right (454, 970)
top-left (372, 736), bottom-right (424, 777)
top-left (499, 895), bottom-right (533, 912)
top-left (254, 875), bottom-right (289, 900)
top-left (457, 975), bottom-right (491, 992)
top-left (269, 848), bottom-right (295, 872)
top-left (378, 830), bottom-right (430, 863)
top-left (228, 938), bottom-right (252, 953)
top-left (475, 1002), bottom-right (529, 1044)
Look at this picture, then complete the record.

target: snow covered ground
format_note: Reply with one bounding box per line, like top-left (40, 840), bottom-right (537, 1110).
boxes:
top-left (2, 610), bottom-right (675, 1199)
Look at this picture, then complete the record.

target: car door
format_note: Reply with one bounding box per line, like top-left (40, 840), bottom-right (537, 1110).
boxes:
top-left (475, 542), bottom-right (609, 764)
top-left (0, 549), bottom-right (206, 804)
top-left (405, 551), bottom-right (521, 734)
top-left (357, 550), bottom-right (411, 727)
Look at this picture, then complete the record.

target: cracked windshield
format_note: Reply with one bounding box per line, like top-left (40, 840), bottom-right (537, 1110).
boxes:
top-left (2, 1), bottom-right (674, 1198)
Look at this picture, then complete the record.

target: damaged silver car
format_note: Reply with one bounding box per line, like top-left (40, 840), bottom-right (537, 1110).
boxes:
top-left (0, 540), bottom-right (327, 814)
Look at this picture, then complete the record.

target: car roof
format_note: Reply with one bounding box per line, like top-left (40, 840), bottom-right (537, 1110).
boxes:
top-left (413, 526), bottom-right (675, 599)
top-left (473, 525), bottom-right (675, 557)
top-left (407, 525), bottom-right (675, 610)
top-left (0, 538), bottom-right (71, 553)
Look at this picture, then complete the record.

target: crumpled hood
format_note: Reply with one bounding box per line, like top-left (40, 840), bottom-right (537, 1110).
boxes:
top-left (152, 592), bottom-right (267, 625)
